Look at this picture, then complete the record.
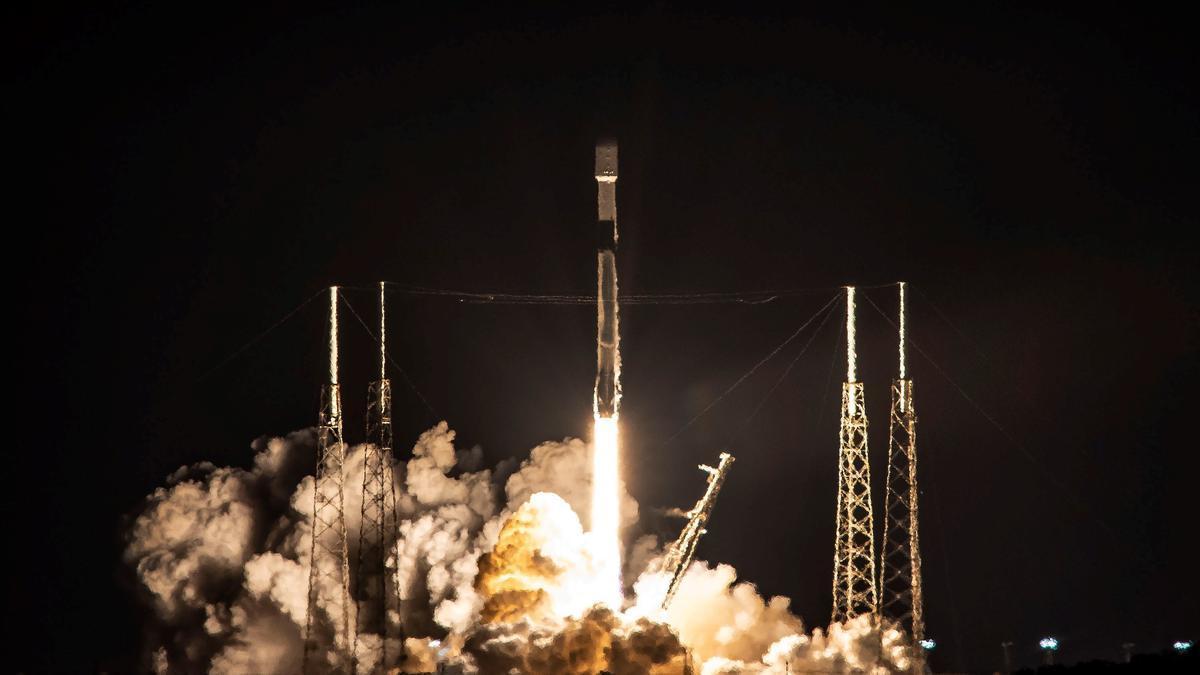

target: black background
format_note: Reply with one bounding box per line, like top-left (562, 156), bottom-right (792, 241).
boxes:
top-left (12, 3), bottom-right (1198, 671)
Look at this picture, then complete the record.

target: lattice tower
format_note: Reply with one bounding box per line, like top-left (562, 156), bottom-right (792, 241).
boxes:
top-left (353, 282), bottom-right (405, 673)
top-left (305, 286), bottom-right (353, 673)
top-left (831, 286), bottom-right (879, 623)
top-left (879, 282), bottom-right (925, 644)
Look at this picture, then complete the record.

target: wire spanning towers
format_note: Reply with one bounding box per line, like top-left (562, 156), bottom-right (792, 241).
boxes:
top-left (831, 286), bottom-right (879, 624)
top-left (880, 282), bottom-right (925, 643)
top-left (353, 282), bottom-right (405, 673)
top-left (305, 287), bottom-right (353, 673)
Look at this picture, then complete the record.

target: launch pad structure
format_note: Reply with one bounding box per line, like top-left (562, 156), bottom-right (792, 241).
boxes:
top-left (660, 452), bottom-right (736, 610)
top-left (305, 287), bottom-right (353, 673)
top-left (290, 142), bottom-right (932, 673)
top-left (353, 282), bottom-right (407, 673)
top-left (831, 287), bottom-right (879, 624)
top-left (879, 282), bottom-right (925, 643)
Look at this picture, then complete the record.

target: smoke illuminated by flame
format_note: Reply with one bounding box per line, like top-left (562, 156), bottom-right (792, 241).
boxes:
top-left (590, 415), bottom-right (623, 609)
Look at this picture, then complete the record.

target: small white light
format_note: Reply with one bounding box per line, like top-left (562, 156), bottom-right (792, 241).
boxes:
top-left (1040, 637), bottom-right (1059, 651)
top-left (918, 639), bottom-right (936, 650)
top-left (1174, 640), bottom-right (1193, 653)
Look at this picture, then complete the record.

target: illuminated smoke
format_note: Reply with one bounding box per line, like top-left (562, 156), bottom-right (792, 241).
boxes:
top-left (124, 422), bottom-right (915, 673)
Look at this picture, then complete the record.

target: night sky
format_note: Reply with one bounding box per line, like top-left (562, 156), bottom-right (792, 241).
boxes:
top-left (13, 4), bottom-right (1198, 672)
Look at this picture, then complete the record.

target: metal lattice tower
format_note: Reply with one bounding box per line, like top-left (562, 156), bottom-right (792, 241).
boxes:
top-left (305, 286), bottom-right (353, 674)
top-left (879, 282), bottom-right (925, 643)
top-left (831, 286), bottom-right (879, 624)
top-left (660, 452), bottom-right (735, 609)
top-left (352, 282), bottom-right (405, 673)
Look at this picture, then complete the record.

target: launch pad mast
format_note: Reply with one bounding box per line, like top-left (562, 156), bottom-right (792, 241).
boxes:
top-left (831, 286), bottom-right (879, 624)
top-left (353, 282), bottom-right (406, 673)
top-left (879, 282), bottom-right (925, 643)
top-left (660, 452), bottom-right (735, 609)
top-left (305, 287), bottom-right (353, 673)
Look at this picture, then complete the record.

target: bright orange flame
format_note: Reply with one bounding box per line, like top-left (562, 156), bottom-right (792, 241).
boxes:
top-left (591, 415), bottom-right (622, 608)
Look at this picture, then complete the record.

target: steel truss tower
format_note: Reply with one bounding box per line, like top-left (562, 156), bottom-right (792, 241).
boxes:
top-left (305, 287), bottom-right (353, 673)
top-left (353, 282), bottom-right (405, 673)
top-left (879, 282), bottom-right (925, 643)
top-left (831, 286), bottom-right (879, 623)
top-left (660, 452), bottom-right (735, 609)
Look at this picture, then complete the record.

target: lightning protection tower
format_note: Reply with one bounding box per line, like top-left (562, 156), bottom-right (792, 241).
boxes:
top-left (879, 282), bottom-right (925, 644)
top-left (831, 286), bottom-right (879, 623)
top-left (353, 282), bottom-right (405, 673)
top-left (305, 286), bottom-right (353, 673)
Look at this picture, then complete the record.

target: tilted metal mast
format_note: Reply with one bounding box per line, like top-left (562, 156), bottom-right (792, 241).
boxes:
top-left (831, 286), bottom-right (879, 623)
top-left (661, 452), bottom-right (736, 609)
top-left (880, 282), bottom-right (925, 642)
top-left (353, 282), bottom-right (405, 673)
top-left (305, 286), bottom-right (353, 673)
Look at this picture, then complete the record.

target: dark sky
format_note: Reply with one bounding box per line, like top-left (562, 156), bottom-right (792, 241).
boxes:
top-left (13, 3), bottom-right (1198, 671)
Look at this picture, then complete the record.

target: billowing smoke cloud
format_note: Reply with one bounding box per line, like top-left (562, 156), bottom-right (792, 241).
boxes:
top-left (124, 422), bottom-right (913, 673)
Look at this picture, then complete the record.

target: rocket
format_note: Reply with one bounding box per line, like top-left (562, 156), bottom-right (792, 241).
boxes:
top-left (594, 140), bottom-right (620, 418)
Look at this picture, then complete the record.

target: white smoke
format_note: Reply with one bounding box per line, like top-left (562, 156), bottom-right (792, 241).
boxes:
top-left (124, 422), bottom-right (914, 673)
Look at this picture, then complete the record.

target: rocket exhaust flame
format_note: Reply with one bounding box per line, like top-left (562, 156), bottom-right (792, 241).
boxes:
top-left (591, 416), bottom-right (623, 608)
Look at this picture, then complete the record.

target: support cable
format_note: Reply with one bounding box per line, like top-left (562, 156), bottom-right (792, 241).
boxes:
top-left (859, 291), bottom-right (1119, 539)
top-left (661, 292), bottom-right (841, 444)
top-left (195, 288), bottom-right (326, 382)
top-left (337, 281), bottom-right (898, 305)
top-left (744, 299), bottom-right (840, 424)
top-left (337, 291), bottom-right (440, 422)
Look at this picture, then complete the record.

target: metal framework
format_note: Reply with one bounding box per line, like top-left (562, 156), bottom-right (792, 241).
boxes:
top-left (305, 287), bottom-right (353, 673)
top-left (831, 287), bottom-right (879, 623)
top-left (660, 452), bottom-right (735, 609)
top-left (353, 282), bottom-right (405, 673)
top-left (879, 282), bottom-right (925, 643)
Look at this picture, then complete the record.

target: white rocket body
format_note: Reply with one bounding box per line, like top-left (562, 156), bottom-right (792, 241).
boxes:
top-left (594, 141), bottom-right (620, 418)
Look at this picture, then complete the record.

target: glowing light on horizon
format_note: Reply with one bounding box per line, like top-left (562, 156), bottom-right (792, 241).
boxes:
top-left (1040, 637), bottom-right (1059, 651)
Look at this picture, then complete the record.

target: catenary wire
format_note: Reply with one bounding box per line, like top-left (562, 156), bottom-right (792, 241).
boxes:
top-left (195, 288), bottom-right (327, 383)
top-left (661, 292), bottom-right (842, 445)
top-left (336, 290), bottom-right (441, 423)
